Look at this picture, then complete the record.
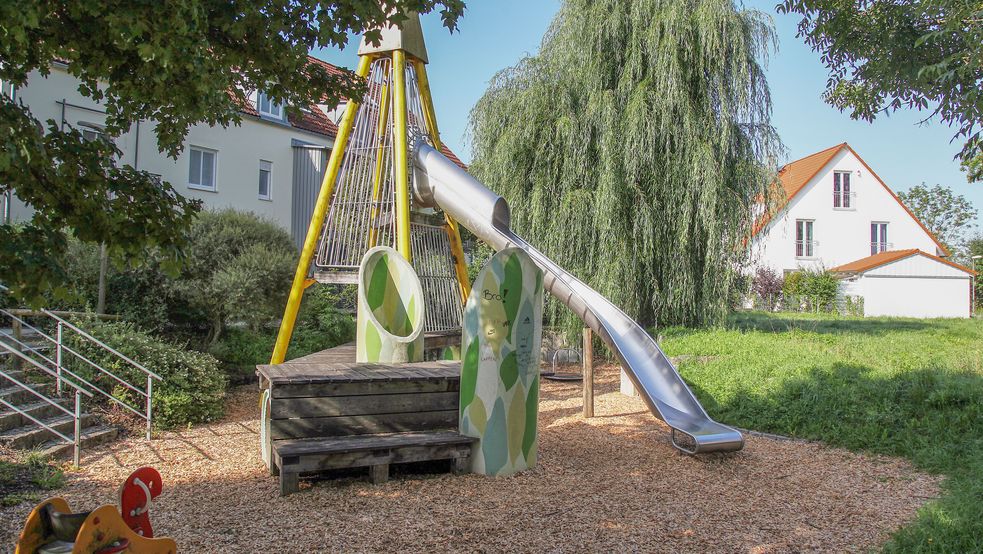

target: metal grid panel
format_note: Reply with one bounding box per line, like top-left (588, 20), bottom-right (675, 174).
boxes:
top-left (411, 222), bottom-right (463, 333)
top-left (315, 58), bottom-right (397, 269)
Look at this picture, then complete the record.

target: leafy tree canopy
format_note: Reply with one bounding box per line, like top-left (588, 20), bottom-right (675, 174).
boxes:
top-left (0, 1), bottom-right (465, 306)
top-left (898, 183), bottom-right (978, 256)
top-left (469, 0), bottom-right (782, 330)
top-left (778, 0), bottom-right (983, 182)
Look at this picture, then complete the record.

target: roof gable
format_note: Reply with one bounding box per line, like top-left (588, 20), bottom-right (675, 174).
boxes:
top-left (751, 143), bottom-right (949, 256)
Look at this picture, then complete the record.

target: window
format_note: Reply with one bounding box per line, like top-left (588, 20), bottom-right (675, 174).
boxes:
top-left (795, 220), bottom-right (815, 257)
top-left (0, 79), bottom-right (14, 99)
top-left (257, 91), bottom-right (283, 119)
top-left (258, 160), bottom-right (272, 200)
top-left (188, 147), bottom-right (217, 191)
top-left (80, 125), bottom-right (108, 144)
top-left (871, 222), bottom-right (889, 254)
top-left (833, 171), bottom-right (852, 208)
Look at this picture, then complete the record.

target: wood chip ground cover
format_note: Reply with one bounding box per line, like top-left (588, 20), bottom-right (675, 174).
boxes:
top-left (0, 367), bottom-right (939, 552)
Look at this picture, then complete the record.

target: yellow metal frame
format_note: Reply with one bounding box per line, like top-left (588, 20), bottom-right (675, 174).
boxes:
top-left (367, 82), bottom-right (391, 249)
top-left (414, 59), bottom-right (472, 304)
top-left (270, 55), bottom-right (373, 365)
top-left (392, 50), bottom-right (413, 262)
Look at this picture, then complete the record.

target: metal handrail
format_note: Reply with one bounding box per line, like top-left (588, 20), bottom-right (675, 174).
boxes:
top-left (1, 310), bottom-right (146, 397)
top-left (1, 360), bottom-right (86, 466)
top-left (0, 307), bottom-right (159, 440)
top-left (0, 339), bottom-right (94, 399)
top-left (43, 311), bottom-right (162, 381)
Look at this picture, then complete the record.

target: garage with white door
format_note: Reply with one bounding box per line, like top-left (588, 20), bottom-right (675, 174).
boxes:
top-left (833, 249), bottom-right (976, 319)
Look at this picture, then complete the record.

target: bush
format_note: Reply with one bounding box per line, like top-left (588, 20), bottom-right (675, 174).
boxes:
top-left (782, 269), bottom-right (839, 313)
top-left (64, 319), bottom-right (226, 428)
top-left (729, 272), bottom-right (752, 310)
top-left (209, 286), bottom-right (355, 383)
top-left (751, 267), bottom-right (783, 310)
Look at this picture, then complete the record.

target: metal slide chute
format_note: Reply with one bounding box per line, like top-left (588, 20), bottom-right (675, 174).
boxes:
top-left (413, 142), bottom-right (744, 454)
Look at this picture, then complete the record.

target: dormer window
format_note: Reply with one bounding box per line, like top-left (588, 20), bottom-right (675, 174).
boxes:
top-left (257, 91), bottom-right (283, 119)
top-left (833, 171), bottom-right (852, 209)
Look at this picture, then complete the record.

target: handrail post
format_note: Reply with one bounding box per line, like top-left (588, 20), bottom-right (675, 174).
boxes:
top-left (145, 375), bottom-right (152, 441)
top-left (55, 322), bottom-right (63, 395)
top-left (11, 317), bottom-right (22, 372)
top-left (73, 390), bottom-right (81, 468)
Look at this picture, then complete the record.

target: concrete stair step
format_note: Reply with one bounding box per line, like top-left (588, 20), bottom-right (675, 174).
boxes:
top-left (0, 383), bottom-right (52, 405)
top-left (37, 425), bottom-right (120, 459)
top-left (0, 399), bottom-right (72, 432)
top-left (0, 370), bottom-right (27, 387)
top-left (0, 412), bottom-right (95, 449)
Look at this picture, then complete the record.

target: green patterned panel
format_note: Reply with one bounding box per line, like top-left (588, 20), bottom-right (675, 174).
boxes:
top-left (459, 248), bottom-right (544, 476)
top-left (356, 246), bottom-right (426, 363)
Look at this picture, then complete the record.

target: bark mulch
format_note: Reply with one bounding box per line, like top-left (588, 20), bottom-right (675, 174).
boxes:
top-left (0, 366), bottom-right (939, 553)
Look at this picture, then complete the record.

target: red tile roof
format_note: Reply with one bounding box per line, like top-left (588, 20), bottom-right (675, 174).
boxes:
top-left (831, 249), bottom-right (977, 275)
top-left (751, 143), bottom-right (949, 256)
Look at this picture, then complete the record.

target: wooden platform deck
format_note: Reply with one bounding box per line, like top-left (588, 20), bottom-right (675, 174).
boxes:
top-left (257, 340), bottom-right (472, 495)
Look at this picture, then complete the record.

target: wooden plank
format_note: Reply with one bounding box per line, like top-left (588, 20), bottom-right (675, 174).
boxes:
top-left (279, 469), bottom-right (299, 496)
top-left (262, 360), bottom-right (460, 385)
top-left (279, 443), bottom-right (472, 473)
top-left (270, 378), bottom-right (459, 399)
top-left (270, 410), bottom-right (459, 439)
top-left (271, 391), bottom-right (460, 419)
top-left (275, 431), bottom-right (474, 456)
top-left (369, 464), bottom-right (389, 484)
top-left (583, 327), bottom-right (594, 418)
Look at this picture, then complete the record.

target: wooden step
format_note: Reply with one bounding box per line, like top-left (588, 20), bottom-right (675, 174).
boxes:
top-left (274, 431), bottom-right (475, 496)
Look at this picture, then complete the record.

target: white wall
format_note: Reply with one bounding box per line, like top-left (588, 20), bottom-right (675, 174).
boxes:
top-left (848, 254), bottom-right (972, 318)
top-left (8, 65), bottom-right (333, 231)
top-left (751, 148), bottom-right (942, 273)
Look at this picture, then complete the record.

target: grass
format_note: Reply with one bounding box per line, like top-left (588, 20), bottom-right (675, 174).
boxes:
top-left (659, 312), bottom-right (983, 552)
top-left (0, 451), bottom-right (66, 507)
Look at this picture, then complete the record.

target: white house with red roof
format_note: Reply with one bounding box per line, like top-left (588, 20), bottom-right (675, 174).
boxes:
top-left (750, 143), bottom-right (976, 318)
top-left (2, 56), bottom-right (465, 248)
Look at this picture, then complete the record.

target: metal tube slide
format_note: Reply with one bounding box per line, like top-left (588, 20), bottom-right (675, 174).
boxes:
top-left (413, 142), bottom-right (743, 453)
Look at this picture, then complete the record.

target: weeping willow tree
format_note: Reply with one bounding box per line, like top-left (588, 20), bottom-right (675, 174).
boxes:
top-left (468, 0), bottom-right (783, 331)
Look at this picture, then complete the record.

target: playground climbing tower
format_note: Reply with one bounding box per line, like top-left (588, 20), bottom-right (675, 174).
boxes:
top-left (270, 14), bottom-right (470, 364)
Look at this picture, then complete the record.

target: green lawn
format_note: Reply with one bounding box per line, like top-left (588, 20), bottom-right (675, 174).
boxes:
top-left (661, 312), bottom-right (983, 553)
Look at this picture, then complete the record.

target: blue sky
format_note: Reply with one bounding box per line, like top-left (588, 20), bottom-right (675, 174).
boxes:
top-left (314, 0), bottom-right (981, 226)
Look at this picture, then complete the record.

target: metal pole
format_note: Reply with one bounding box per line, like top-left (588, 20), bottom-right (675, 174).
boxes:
top-left (269, 55), bottom-right (373, 365)
top-left (55, 322), bottom-right (63, 395)
top-left (391, 49), bottom-right (412, 262)
top-left (413, 59), bottom-right (471, 304)
top-left (145, 375), bottom-right (152, 441)
top-left (11, 318), bottom-right (22, 372)
top-left (73, 390), bottom-right (81, 468)
top-left (583, 327), bottom-right (594, 418)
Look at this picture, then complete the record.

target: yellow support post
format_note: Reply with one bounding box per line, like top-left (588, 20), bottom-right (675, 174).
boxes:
top-left (415, 59), bottom-right (472, 304)
top-left (366, 83), bottom-right (391, 249)
top-left (269, 55), bottom-right (373, 365)
top-left (392, 50), bottom-right (413, 262)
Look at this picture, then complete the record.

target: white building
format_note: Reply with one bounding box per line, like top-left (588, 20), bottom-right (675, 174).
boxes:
top-left (750, 143), bottom-right (976, 318)
top-left (2, 57), bottom-right (467, 248)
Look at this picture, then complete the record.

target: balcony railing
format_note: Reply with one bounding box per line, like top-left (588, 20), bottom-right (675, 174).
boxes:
top-left (833, 191), bottom-right (857, 209)
top-left (795, 240), bottom-right (818, 258)
top-left (871, 242), bottom-right (893, 255)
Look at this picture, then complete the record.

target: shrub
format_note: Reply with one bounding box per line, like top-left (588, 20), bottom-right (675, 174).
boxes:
top-left (801, 270), bottom-right (839, 312)
top-left (751, 267), bottom-right (783, 310)
top-left (64, 319), bottom-right (226, 428)
top-left (782, 269), bottom-right (840, 313)
top-left (209, 286), bottom-right (355, 383)
top-left (729, 272), bottom-right (752, 310)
